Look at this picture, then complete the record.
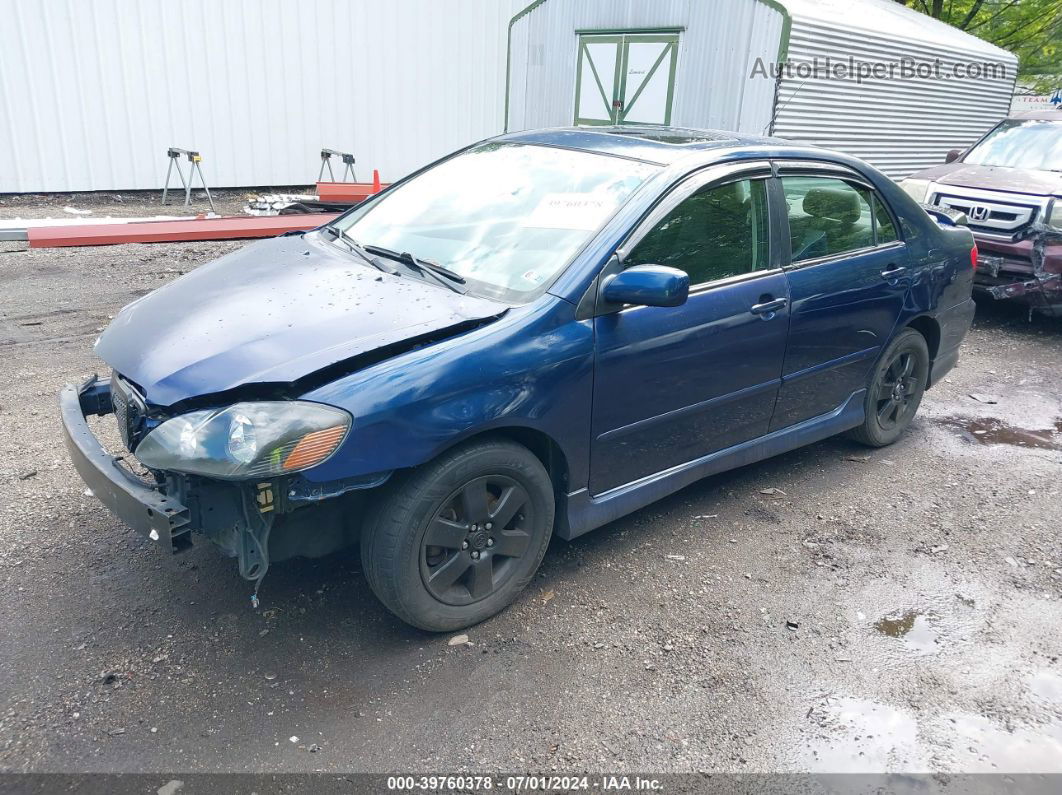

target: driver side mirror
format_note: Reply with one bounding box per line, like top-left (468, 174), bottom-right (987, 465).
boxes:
top-left (944, 149), bottom-right (962, 164)
top-left (602, 264), bottom-right (689, 308)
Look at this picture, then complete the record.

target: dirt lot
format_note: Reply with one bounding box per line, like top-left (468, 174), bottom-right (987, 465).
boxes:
top-left (1, 196), bottom-right (1060, 775)
top-left (0, 188), bottom-right (305, 221)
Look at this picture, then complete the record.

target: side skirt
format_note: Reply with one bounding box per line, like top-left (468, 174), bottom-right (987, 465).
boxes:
top-left (557, 389), bottom-right (866, 540)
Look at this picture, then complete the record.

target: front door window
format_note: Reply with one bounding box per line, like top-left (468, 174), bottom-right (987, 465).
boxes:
top-left (624, 178), bottom-right (770, 285)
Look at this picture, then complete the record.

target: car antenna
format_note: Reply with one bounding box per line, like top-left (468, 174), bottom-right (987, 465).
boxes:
top-left (762, 68), bottom-right (811, 137)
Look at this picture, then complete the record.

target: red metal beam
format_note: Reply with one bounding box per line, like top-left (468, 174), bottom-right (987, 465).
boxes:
top-left (315, 181), bottom-right (390, 203)
top-left (27, 213), bottom-right (339, 248)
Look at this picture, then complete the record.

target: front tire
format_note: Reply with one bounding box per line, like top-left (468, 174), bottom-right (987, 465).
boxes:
top-left (361, 438), bottom-right (555, 632)
top-left (848, 327), bottom-right (929, 447)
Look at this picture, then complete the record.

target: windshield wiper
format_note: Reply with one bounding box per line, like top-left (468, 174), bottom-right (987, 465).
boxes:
top-left (363, 244), bottom-right (467, 293)
top-left (322, 225), bottom-right (396, 275)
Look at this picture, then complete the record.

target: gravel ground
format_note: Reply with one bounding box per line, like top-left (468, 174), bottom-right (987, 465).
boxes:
top-left (0, 188), bottom-right (310, 222)
top-left (0, 198), bottom-right (1060, 775)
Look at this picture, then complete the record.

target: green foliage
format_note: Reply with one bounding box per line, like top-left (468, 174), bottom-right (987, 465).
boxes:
top-left (895, 0), bottom-right (1062, 91)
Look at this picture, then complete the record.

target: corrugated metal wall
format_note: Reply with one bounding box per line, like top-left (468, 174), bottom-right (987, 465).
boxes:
top-left (774, 0), bottom-right (1018, 178)
top-left (507, 0), bottom-right (784, 135)
top-left (0, 0), bottom-right (517, 192)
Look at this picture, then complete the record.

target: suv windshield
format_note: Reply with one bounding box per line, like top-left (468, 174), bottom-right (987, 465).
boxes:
top-left (334, 142), bottom-right (658, 301)
top-left (963, 119), bottom-right (1062, 172)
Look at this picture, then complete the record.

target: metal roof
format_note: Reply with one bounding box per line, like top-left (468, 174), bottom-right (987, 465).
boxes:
top-left (780, 0), bottom-right (1016, 60)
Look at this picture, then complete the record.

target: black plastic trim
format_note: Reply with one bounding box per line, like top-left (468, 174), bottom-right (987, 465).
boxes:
top-left (60, 380), bottom-right (192, 554)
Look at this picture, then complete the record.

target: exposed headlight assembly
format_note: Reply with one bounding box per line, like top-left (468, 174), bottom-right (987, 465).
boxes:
top-left (1048, 199), bottom-right (1062, 231)
top-left (899, 178), bottom-right (931, 204)
top-left (135, 401), bottom-right (351, 479)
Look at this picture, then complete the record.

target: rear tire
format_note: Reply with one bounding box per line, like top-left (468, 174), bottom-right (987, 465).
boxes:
top-left (361, 438), bottom-right (554, 632)
top-left (848, 328), bottom-right (929, 447)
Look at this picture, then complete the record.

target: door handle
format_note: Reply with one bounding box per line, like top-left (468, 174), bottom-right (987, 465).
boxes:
top-left (880, 265), bottom-right (907, 281)
top-left (750, 297), bottom-right (787, 316)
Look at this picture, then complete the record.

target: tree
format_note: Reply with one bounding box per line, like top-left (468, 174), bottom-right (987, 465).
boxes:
top-left (894, 0), bottom-right (1062, 92)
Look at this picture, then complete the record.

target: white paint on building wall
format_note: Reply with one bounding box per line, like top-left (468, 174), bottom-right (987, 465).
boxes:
top-left (0, 0), bottom-right (519, 192)
top-left (0, 0), bottom-right (1020, 192)
top-left (506, 0), bottom-right (784, 137)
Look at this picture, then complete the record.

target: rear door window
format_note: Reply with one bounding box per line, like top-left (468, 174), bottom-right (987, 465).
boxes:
top-left (781, 176), bottom-right (875, 264)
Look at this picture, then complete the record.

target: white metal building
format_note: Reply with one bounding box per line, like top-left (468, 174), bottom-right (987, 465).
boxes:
top-left (507, 0), bottom-right (1018, 177)
top-left (773, 0), bottom-right (1018, 176)
top-left (0, 0), bottom-right (1016, 193)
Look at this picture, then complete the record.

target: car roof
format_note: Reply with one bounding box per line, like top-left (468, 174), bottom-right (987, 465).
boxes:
top-left (1010, 109), bottom-right (1062, 121)
top-left (494, 125), bottom-right (789, 165)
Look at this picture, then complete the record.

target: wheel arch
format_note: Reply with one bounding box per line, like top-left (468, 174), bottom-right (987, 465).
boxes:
top-left (904, 314), bottom-right (941, 363)
top-left (429, 425), bottom-right (572, 507)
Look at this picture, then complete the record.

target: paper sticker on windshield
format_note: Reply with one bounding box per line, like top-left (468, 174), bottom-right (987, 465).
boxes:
top-left (522, 193), bottom-right (617, 231)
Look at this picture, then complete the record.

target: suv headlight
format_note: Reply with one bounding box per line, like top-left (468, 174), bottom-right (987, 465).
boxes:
top-left (900, 178), bottom-right (931, 203)
top-left (135, 401), bottom-right (351, 479)
top-left (1048, 199), bottom-right (1061, 231)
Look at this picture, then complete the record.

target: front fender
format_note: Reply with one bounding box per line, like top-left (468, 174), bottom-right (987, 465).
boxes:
top-left (299, 296), bottom-right (594, 489)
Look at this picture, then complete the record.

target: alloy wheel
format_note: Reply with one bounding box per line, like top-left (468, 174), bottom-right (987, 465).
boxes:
top-left (874, 350), bottom-right (921, 431)
top-left (420, 475), bottom-right (536, 606)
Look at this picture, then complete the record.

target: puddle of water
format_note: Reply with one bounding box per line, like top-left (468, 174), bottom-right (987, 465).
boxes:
top-left (874, 610), bottom-right (939, 654)
top-left (937, 416), bottom-right (1062, 451)
top-left (946, 713), bottom-right (1062, 772)
top-left (805, 697), bottom-right (927, 772)
top-left (806, 697), bottom-right (1062, 773)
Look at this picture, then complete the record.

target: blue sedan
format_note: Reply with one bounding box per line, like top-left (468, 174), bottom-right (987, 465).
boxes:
top-left (61, 127), bottom-right (976, 630)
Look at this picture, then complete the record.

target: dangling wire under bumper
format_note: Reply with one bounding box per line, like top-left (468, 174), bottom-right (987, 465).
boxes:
top-left (238, 482), bottom-right (277, 608)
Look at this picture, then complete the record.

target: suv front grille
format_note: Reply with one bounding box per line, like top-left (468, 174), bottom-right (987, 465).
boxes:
top-left (931, 184), bottom-right (1046, 238)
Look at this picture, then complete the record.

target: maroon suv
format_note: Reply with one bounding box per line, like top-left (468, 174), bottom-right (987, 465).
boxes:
top-left (901, 110), bottom-right (1061, 316)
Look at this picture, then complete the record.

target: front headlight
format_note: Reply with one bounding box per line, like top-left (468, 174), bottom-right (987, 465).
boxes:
top-left (900, 178), bottom-right (931, 203)
top-left (135, 401), bottom-right (351, 479)
top-left (1048, 199), bottom-right (1062, 231)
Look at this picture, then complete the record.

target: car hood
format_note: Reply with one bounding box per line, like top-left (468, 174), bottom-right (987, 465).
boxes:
top-left (96, 233), bottom-right (508, 406)
top-left (909, 162), bottom-right (1062, 197)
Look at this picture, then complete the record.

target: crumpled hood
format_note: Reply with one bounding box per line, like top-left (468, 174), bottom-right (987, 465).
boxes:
top-left (910, 162), bottom-right (1062, 197)
top-left (96, 233), bottom-right (507, 405)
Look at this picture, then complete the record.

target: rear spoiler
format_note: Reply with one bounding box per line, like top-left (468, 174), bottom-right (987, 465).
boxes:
top-left (921, 204), bottom-right (968, 227)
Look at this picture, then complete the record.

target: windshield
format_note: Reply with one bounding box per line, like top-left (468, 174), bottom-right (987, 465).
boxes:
top-left (334, 142), bottom-right (658, 301)
top-left (963, 119), bottom-right (1062, 171)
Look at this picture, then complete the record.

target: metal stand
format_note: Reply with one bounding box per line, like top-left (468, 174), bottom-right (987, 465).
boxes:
top-left (318, 148), bottom-right (357, 182)
top-left (162, 147), bottom-right (216, 212)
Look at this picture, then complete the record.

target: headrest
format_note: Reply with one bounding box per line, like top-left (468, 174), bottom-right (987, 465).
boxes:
top-left (803, 187), bottom-right (860, 225)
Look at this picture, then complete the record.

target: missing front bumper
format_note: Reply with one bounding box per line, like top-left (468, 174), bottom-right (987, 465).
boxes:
top-left (60, 376), bottom-right (389, 580)
top-left (59, 376), bottom-right (193, 553)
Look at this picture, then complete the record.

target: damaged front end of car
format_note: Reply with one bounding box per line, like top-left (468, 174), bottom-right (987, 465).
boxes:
top-left (58, 229), bottom-right (512, 602)
top-left (61, 373), bottom-right (389, 605)
top-left (975, 220), bottom-right (1062, 317)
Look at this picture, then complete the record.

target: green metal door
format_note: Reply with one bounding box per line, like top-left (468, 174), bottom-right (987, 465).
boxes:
top-left (574, 32), bottom-right (679, 126)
